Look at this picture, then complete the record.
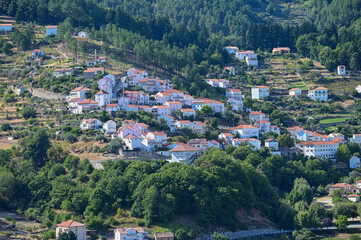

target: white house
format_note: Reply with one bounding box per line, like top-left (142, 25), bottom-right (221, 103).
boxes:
top-left (77, 99), bottom-right (99, 113)
top-left (272, 47), bottom-right (291, 55)
top-left (80, 118), bottom-right (102, 130)
top-left (114, 228), bottom-right (148, 240)
top-left (226, 46), bottom-right (239, 54)
top-left (164, 101), bottom-right (182, 114)
top-left (123, 136), bottom-right (143, 150)
top-left (192, 99), bottom-right (224, 113)
top-left (56, 220), bottom-right (86, 240)
top-left (15, 85), bottom-right (26, 95)
top-left (228, 98), bottom-right (244, 111)
top-left (356, 85), bottom-right (361, 94)
top-left (296, 141), bottom-right (340, 160)
top-left (251, 86), bottom-right (269, 100)
top-left (296, 130), bottom-right (323, 141)
top-left (206, 79), bottom-right (230, 88)
top-left (103, 120), bottom-right (116, 134)
top-left (348, 194), bottom-right (360, 203)
top-left (127, 68), bottom-right (148, 85)
top-left (68, 97), bottom-right (84, 114)
top-left (289, 88), bottom-right (302, 97)
top-left (179, 108), bottom-right (196, 119)
top-left (187, 139), bottom-right (221, 152)
top-left (246, 55), bottom-right (258, 67)
top-left (232, 138), bottom-right (261, 150)
top-left (141, 132), bottom-right (168, 151)
top-left (119, 91), bottom-right (150, 106)
top-left (224, 66), bottom-right (236, 75)
top-left (308, 87), bottom-right (328, 101)
top-left (46, 25), bottom-right (58, 36)
top-left (232, 124), bottom-right (259, 139)
top-left (106, 103), bottom-right (120, 112)
top-left (337, 65), bottom-right (346, 76)
top-left (123, 104), bottom-right (139, 112)
top-left (32, 49), bottom-right (45, 58)
top-left (351, 134), bottom-right (361, 144)
top-left (235, 51), bottom-right (254, 61)
top-left (350, 156), bottom-right (361, 169)
top-left (168, 144), bottom-right (201, 164)
top-left (190, 121), bottom-right (207, 134)
top-left (84, 67), bottom-right (104, 79)
top-left (67, 87), bottom-right (91, 101)
top-left (265, 138), bottom-right (279, 150)
top-left (139, 105), bottom-right (152, 113)
top-left (249, 111), bottom-right (267, 123)
top-left (97, 57), bottom-right (107, 64)
top-left (78, 31), bottom-right (89, 38)
top-left (0, 24), bottom-right (12, 32)
top-left (157, 114), bottom-right (176, 132)
top-left (226, 89), bottom-right (243, 99)
top-left (53, 68), bottom-right (75, 78)
top-left (257, 120), bottom-right (271, 135)
top-left (95, 90), bottom-right (111, 107)
top-left (175, 120), bottom-right (192, 130)
top-left (152, 106), bottom-right (171, 115)
top-left (138, 78), bottom-right (172, 92)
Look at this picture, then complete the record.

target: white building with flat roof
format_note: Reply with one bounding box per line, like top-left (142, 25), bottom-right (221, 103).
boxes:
top-left (308, 87), bottom-right (328, 101)
top-left (251, 86), bottom-right (269, 100)
top-left (296, 141), bottom-right (339, 160)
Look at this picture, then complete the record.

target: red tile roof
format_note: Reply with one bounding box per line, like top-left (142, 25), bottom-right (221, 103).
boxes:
top-left (78, 99), bottom-right (98, 104)
top-left (71, 86), bottom-right (91, 92)
top-left (107, 104), bottom-right (119, 108)
top-left (96, 90), bottom-right (109, 95)
top-left (116, 227), bottom-right (145, 235)
top-left (170, 144), bottom-right (200, 152)
top-left (250, 111), bottom-right (265, 115)
top-left (58, 220), bottom-right (84, 227)
top-left (46, 25), bottom-right (58, 29)
top-left (234, 124), bottom-right (258, 129)
top-left (297, 141), bottom-right (339, 146)
top-left (330, 183), bottom-right (352, 188)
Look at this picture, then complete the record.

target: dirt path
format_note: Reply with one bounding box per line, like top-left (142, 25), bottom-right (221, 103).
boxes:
top-left (0, 210), bottom-right (41, 228)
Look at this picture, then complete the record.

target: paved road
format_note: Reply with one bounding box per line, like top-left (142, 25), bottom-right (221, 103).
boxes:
top-left (197, 223), bottom-right (361, 240)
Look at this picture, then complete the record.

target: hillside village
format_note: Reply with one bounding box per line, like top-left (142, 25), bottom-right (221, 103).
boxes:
top-left (2, 14), bottom-right (361, 240)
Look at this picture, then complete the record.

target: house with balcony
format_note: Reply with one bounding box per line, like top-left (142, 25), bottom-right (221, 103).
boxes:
top-left (168, 144), bottom-right (201, 164)
top-left (80, 118), bottom-right (102, 130)
top-left (114, 227), bottom-right (148, 240)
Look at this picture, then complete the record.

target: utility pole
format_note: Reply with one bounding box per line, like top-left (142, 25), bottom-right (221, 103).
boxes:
top-left (61, 110), bottom-right (64, 141)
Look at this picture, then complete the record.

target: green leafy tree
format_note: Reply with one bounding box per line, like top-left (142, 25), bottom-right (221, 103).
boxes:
top-left (58, 231), bottom-right (77, 240)
top-left (277, 134), bottom-right (294, 148)
top-left (22, 106), bottom-right (36, 119)
top-left (0, 171), bottom-right (16, 206)
top-left (334, 215), bottom-right (348, 231)
top-left (200, 105), bottom-right (213, 116)
top-left (213, 232), bottom-right (230, 240)
top-left (336, 145), bottom-right (351, 163)
top-left (287, 178), bottom-right (313, 205)
top-left (47, 145), bottom-right (68, 163)
top-left (22, 130), bottom-right (51, 166)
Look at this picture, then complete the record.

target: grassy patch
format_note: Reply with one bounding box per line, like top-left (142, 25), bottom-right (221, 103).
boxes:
top-left (320, 118), bottom-right (351, 124)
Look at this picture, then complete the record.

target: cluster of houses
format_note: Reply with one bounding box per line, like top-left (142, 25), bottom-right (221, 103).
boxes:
top-left (56, 220), bottom-right (174, 240)
top-left (79, 107), bottom-right (285, 163)
top-left (64, 65), bottom-right (344, 164)
top-left (251, 85), bottom-right (329, 102)
top-left (328, 181), bottom-right (361, 202)
top-left (53, 67), bottom-right (105, 79)
top-left (226, 47), bottom-right (259, 67)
